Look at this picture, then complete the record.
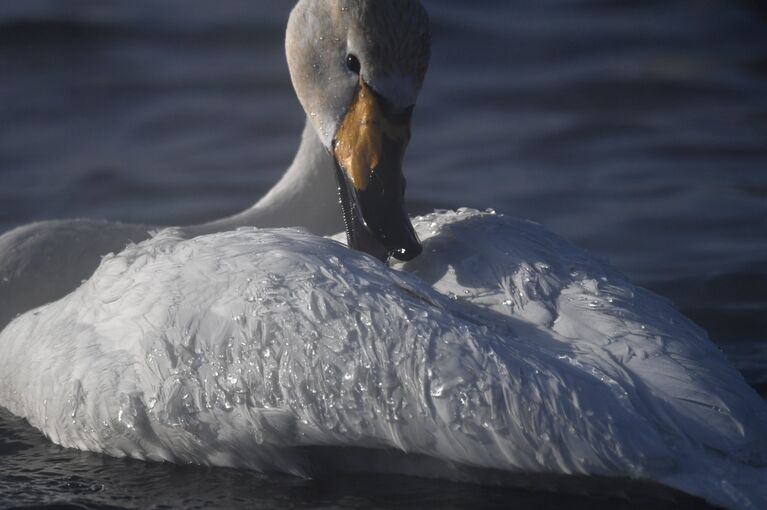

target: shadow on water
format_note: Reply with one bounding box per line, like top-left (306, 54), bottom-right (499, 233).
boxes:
top-left (0, 410), bottom-right (714, 510)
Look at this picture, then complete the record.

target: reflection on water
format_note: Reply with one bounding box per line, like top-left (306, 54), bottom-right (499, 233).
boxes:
top-left (0, 0), bottom-right (765, 508)
top-left (0, 409), bottom-right (713, 509)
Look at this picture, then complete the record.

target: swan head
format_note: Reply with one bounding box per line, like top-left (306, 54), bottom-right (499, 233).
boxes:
top-left (286, 0), bottom-right (430, 262)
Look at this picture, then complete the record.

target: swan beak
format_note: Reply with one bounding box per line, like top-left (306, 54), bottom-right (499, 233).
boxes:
top-left (332, 80), bottom-right (422, 262)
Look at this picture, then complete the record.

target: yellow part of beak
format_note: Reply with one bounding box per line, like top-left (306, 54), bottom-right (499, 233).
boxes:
top-left (333, 80), bottom-right (411, 192)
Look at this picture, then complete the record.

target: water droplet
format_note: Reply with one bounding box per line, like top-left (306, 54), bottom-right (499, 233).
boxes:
top-left (430, 384), bottom-right (445, 397)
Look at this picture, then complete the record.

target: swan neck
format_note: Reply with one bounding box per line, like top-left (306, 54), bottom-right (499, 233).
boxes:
top-left (183, 120), bottom-right (343, 237)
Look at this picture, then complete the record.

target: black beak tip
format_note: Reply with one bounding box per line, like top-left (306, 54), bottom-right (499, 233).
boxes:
top-left (390, 239), bottom-right (422, 262)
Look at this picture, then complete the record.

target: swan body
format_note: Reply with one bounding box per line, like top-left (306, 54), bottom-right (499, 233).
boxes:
top-left (1, 1), bottom-right (766, 509)
top-left (1, 209), bottom-right (766, 510)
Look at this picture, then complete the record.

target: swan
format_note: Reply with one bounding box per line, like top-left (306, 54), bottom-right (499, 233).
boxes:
top-left (1, 1), bottom-right (766, 509)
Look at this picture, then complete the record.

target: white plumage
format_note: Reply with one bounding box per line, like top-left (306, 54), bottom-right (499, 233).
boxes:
top-left (1, 209), bottom-right (765, 509)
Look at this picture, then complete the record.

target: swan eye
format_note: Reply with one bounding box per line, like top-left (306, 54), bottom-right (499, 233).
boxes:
top-left (346, 54), bottom-right (361, 74)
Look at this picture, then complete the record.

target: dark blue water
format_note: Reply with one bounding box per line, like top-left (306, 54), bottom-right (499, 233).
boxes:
top-left (1, 0), bottom-right (766, 508)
